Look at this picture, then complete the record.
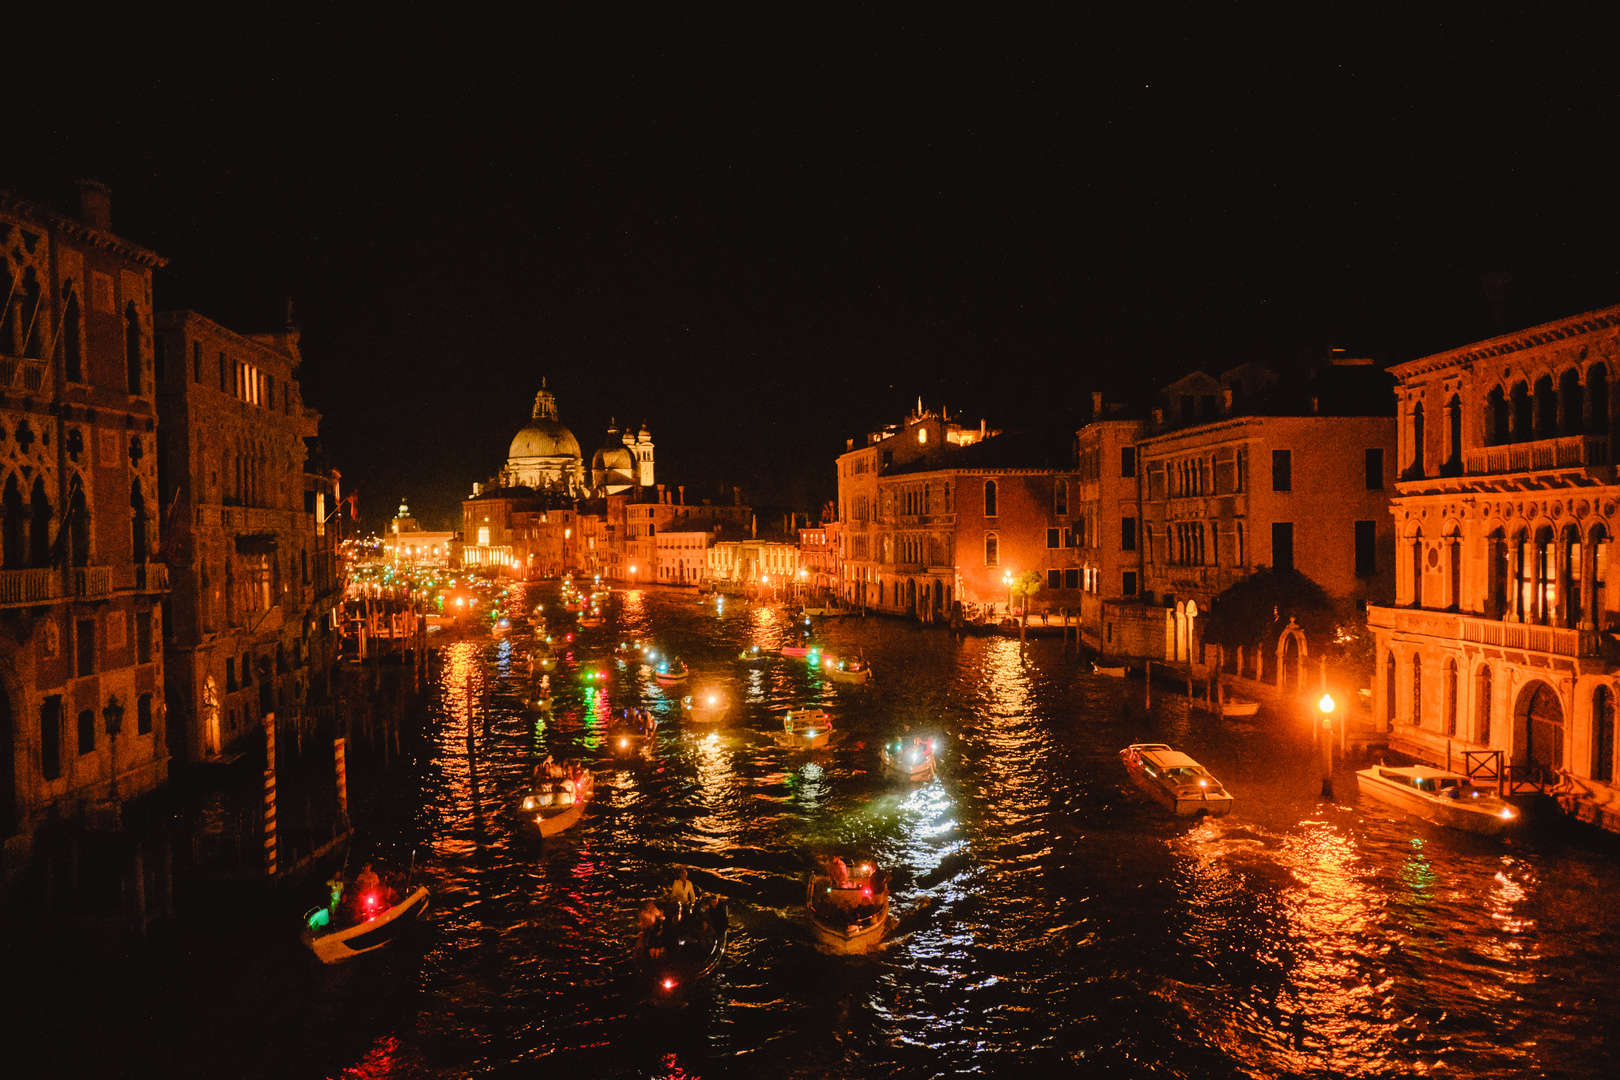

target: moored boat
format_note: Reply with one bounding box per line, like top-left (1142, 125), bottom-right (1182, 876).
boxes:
top-left (880, 735), bottom-right (936, 782)
top-left (635, 896), bottom-right (729, 1001)
top-left (807, 856), bottom-right (889, 953)
top-left (1219, 698), bottom-right (1260, 717)
top-left (520, 762), bottom-right (595, 836)
top-left (1091, 662), bottom-right (1128, 677)
top-left (780, 708), bottom-right (834, 749)
top-left (1119, 742), bottom-right (1234, 817)
top-left (302, 872), bottom-right (430, 964)
top-left (1355, 764), bottom-right (1519, 835)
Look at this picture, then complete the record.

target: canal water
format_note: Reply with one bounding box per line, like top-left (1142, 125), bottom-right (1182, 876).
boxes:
top-left (16, 583), bottom-right (1620, 1078)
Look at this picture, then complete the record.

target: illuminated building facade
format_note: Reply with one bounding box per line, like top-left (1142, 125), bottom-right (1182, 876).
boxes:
top-left (1370, 305), bottom-right (1620, 830)
top-left (798, 517), bottom-right (841, 599)
top-left (383, 499), bottom-right (454, 566)
top-left (1072, 409), bottom-right (1147, 650)
top-left (154, 308), bottom-right (325, 764)
top-left (460, 486), bottom-right (580, 578)
top-left (1, 184), bottom-right (170, 875)
top-left (503, 381), bottom-right (585, 494)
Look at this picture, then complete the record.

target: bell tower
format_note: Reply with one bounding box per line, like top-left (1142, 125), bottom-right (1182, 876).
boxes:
top-left (624, 421), bottom-right (654, 488)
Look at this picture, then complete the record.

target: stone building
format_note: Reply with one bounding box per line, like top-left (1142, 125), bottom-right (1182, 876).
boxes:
top-left (1, 184), bottom-right (170, 877)
top-left (503, 381), bottom-right (585, 494)
top-left (383, 499), bottom-right (454, 566)
top-left (1073, 407), bottom-right (1146, 650)
top-left (798, 514), bottom-right (841, 599)
top-left (1369, 304), bottom-right (1620, 831)
top-left (153, 309), bottom-right (323, 763)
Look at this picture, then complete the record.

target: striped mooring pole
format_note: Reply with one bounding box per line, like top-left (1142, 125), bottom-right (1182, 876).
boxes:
top-left (263, 712), bottom-right (277, 877)
top-left (334, 737), bottom-right (349, 825)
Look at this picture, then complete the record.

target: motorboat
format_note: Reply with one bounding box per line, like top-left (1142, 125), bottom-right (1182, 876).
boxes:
top-left (1119, 743), bottom-right (1234, 817)
top-left (807, 856), bottom-right (889, 953)
top-left (881, 735), bottom-right (936, 782)
top-left (826, 654), bottom-right (872, 685)
top-left (529, 643), bottom-right (558, 675)
top-left (737, 644), bottom-right (771, 665)
top-left (301, 872), bottom-right (430, 964)
top-left (779, 640), bottom-right (819, 659)
top-left (780, 708), bottom-right (834, 749)
top-left (683, 691), bottom-right (730, 724)
top-left (614, 639), bottom-right (647, 666)
top-left (654, 657), bottom-right (690, 685)
top-left (1355, 764), bottom-right (1519, 835)
top-left (634, 896), bottom-right (728, 1001)
top-left (608, 711), bottom-right (656, 756)
top-left (1091, 662), bottom-right (1128, 677)
top-left (520, 762), bottom-right (595, 837)
top-left (1219, 698), bottom-right (1260, 717)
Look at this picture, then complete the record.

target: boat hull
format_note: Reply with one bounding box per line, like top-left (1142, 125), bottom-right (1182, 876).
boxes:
top-left (807, 876), bottom-right (889, 953)
top-left (302, 885), bottom-right (430, 964)
top-left (1356, 769), bottom-right (1515, 835)
top-left (881, 748), bottom-right (935, 782)
top-left (829, 667), bottom-right (871, 684)
top-left (522, 775), bottom-right (594, 837)
top-left (636, 899), bottom-right (729, 1002)
top-left (1220, 700), bottom-right (1260, 717)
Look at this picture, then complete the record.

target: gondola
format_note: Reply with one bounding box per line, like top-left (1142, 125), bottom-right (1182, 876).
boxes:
top-left (634, 897), bottom-right (729, 1001)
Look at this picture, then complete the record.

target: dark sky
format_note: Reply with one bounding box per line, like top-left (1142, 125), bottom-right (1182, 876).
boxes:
top-left (11, 12), bottom-right (1620, 530)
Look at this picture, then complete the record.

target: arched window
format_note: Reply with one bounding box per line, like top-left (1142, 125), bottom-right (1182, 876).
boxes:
top-left (1511, 381), bottom-right (1533, 442)
top-left (1561, 524), bottom-right (1582, 629)
top-left (1407, 401), bottom-right (1425, 479)
top-left (1592, 523), bottom-right (1610, 631)
top-left (131, 478), bottom-right (148, 565)
top-left (125, 300), bottom-right (143, 394)
top-left (1409, 528), bottom-right (1424, 607)
top-left (1, 476), bottom-right (24, 569)
top-left (1590, 364), bottom-right (1610, 437)
top-left (1411, 654), bottom-right (1423, 727)
top-left (1487, 527), bottom-right (1509, 619)
top-left (983, 480), bottom-right (997, 518)
top-left (1054, 479), bottom-right (1067, 516)
top-left (28, 477), bottom-right (50, 567)
top-left (1445, 658), bottom-right (1459, 736)
top-left (1476, 664), bottom-right (1493, 745)
top-left (20, 268), bottom-right (43, 359)
top-left (1444, 524), bottom-right (1461, 611)
top-left (1534, 525), bottom-right (1556, 624)
top-left (1385, 652), bottom-right (1398, 727)
top-left (1446, 395), bottom-right (1462, 473)
top-left (1144, 524), bottom-right (1154, 564)
top-left (984, 532), bottom-right (999, 566)
top-left (67, 482), bottom-right (89, 568)
top-left (1535, 375), bottom-right (1558, 439)
top-left (1595, 685), bottom-right (1616, 784)
top-left (1487, 385), bottom-right (1508, 446)
top-left (1561, 368), bottom-right (1584, 436)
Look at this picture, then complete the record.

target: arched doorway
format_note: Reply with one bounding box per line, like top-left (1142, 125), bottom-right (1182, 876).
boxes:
top-left (1514, 680), bottom-right (1565, 784)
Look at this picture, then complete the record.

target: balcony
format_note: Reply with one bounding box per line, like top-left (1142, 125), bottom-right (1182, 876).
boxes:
top-left (0, 356), bottom-right (48, 392)
top-left (1462, 434), bottom-right (1611, 477)
top-left (1370, 605), bottom-right (1598, 659)
top-left (74, 566), bottom-right (112, 598)
top-left (0, 567), bottom-right (63, 606)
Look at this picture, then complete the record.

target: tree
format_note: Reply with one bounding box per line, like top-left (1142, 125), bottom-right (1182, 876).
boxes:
top-left (1008, 570), bottom-right (1043, 639)
top-left (1203, 567), bottom-right (1341, 666)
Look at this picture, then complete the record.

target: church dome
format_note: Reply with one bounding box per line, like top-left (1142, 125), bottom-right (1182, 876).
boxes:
top-left (509, 384), bottom-right (582, 460)
top-left (593, 444), bottom-right (634, 471)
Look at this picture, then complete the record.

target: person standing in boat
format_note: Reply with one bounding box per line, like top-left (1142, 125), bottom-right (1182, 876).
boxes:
top-left (668, 868), bottom-right (696, 907)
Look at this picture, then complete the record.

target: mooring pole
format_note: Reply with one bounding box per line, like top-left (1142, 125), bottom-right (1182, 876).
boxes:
top-left (334, 737), bottom-right (349, 825)
top-left (1145, 660), bottom-right (1152, 709)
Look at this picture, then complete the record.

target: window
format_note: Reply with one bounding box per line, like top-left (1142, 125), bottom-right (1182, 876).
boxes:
top-left (1477, 665), bottom-right (1493, 745)
top-left (1272, 449), bottom-right (1292, 491)
top-left (137, 693), bottom-right (152, 736)
top-left (1594, 685), bottom-right (1614, 783)
top-left (1047, 568), bottom-right (1061, 589)
top-left (1411, 654), bottom-right (1423, 727)
top-left (63, 284), bottom-right (83, 382)
top-left (1272, 522), bottom-right (1294, 571)
top-left (1047, 527), bottom-right (1061, 549)
top-left (1121, 517), bottom-right (1137, 551)
top-left (1065, 568), bottom-right (1080, 589)
top-left (1365, 448), bottom-right (1384, 490)
top-left (75, 619), bottom-right (95, 677)
top-left (125, 301), bottom-right (143, 394)
top-left (1122, 570), bottom-right (1137, 595)
top-left (1355, 521), bottom-right (1377, 577)
top-left (983, 480), bottom-right (997, 518)
top-left (1121, 446), bottom-right (1136, 477)
top-left (226, 658), bottom-right (237, 693)
top-left (1445, 659), bottom-right (1458, 736)
top-left (136, 610), bottom-right (152, 663)
top-left (1144, 524), bottom-right (1154, 564)
top-left (984, 532), bottom-right (999, 566)
top-left (1054, 480), bottom-right (1067, 516)
top-left (40, 697), bottom-right (62, 780)
top-left (77, 709), bottom-right (96, 756)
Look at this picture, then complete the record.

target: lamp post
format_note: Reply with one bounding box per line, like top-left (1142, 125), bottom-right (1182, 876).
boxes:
top-left (1318, 693), bottom-right (1336, 799)
top-left (1003, 570), bottom-right (1014, 618)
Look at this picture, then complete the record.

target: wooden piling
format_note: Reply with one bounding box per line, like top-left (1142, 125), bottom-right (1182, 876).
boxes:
top-left (1145, 660), bottom-right (1152, 709)
top-left (263, 767), bottom-right (278, 877)
top-left (334, 737), bottom-right (349, 824)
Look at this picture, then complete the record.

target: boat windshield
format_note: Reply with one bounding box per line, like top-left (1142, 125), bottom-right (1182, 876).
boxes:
top-left (1162, 766), bottom-right (1208, 781)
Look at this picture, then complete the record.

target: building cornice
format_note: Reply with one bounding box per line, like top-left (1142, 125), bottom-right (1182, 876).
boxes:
top-left (1390, 304), bottom-right (1620, 381)
top-left (0, 190), bottom-right (168, 269)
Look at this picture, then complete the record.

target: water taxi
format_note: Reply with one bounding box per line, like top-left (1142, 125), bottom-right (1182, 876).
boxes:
top-left (881, 735), bottom-right (936, 782)
top-left (807, 857), bottom-right (889, 953)
top-left (1119, 743), bottom-right (1234, 817)
top-left (520, 763), bottom-right (595, 837)
top-left (1355, 764), bottom-right (1519, 835)
top-left (301, 872), bottom-right (430, 964)
top-left (780, 708), bottom-right (834, 749)
top-left (635, 896), bottom-right (728, 1001)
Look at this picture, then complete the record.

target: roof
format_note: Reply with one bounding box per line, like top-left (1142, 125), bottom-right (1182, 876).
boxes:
top-left (510, 419), bottom-right (582, 460)
top-left (1141, 748), bottom-right (1200, 769)
top-left (883, 430), bottom-right (1075, 477)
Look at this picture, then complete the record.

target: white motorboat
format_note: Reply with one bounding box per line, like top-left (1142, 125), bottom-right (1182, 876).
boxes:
top-left (826, 654), bottom-right (872, 685)
top-left (1355, 764), bottom-right (1519, 835)
top-left (1119, 743), bottom-right (1234, 817)
top-left (880, 736), bottom-right (936, 782)
top-left (521, 764), bottom-right (595, 837)
top-left (780, 709), bottom-right (834, 749)
top-left (807, 857), bottom-right (889, 953)
top-left (302, 878), bottom-right (430, 964)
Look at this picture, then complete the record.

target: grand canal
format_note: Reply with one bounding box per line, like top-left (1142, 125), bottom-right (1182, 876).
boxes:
top-left (20, 582), bottom-right (1620, 1078)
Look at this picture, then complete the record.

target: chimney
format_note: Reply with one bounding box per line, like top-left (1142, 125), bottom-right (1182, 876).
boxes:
top-left (657, 484), bottom-right (666, 503)
top-left (76, 179), bottom-right (113, 231)
top-left (1091, 391), bottom-right (1103, 416)
top-left (678, 485), bottom-right (685, 505)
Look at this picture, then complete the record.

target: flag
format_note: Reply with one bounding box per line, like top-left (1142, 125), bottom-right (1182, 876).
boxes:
top-left (347, 491), bottom-right (359, 520)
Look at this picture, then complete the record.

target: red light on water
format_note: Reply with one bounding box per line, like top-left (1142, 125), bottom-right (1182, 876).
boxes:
top-left (662, 977), bottom-right (676, 990)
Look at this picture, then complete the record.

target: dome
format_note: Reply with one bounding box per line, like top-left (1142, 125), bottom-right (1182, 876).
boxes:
top-left (593, 445), bottom-right (634, 472)
top-left (510, 420), bottom-right (581, 461)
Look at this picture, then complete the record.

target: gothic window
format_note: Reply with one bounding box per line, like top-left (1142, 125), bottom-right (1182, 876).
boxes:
top-left (1476, 665), bottom-right (1493, 745)
top-left (62, 282), bottom-right (83, 382)
top-left (1595, 685), bottom-right (1616, 784)
top-left (1406, 403), bottom-right (1424, 479)
top-left (20, 268), bottom-right (43, 359)
top-left (28, 477), bottom-right (49, 567)
top-left (125, 301), bottom-right (143, 394)
top-left (1535, 375), bottom-right (1558, 439)
top-left (1560, 369), bottom-right (1584, 436)
top-left (1511, 381), bottom-right (1532, 442)
top-left (984, 532), bottom-right (999, 566)
top-left (1445, 395), bottom-right (1462, 473)
top-left (1591, 364), bottom-right (1610, 437)
top-left (983, 481), bottom-right (997, 518)
top-left (1486, 386), bottom-right (1508, 446)
top-left (1, 476), bottom-right (23, 569)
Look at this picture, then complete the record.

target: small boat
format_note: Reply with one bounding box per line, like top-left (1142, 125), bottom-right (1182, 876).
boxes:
top-left (614, 639), bottom-right (647, 666)
top-left (654, 657), bottom-right (690, 685)
top-left (780, 709), bottom-right (834, 749)
top-left (529, 645), bottom-right (558, 675)
top-left (1091, 662), bottom-right (1128, 677)
top-left (608, 712), bottom-right (656, 756)
top-left (684, 691), bottom-right (730, 724)
top-left (578, 663), bottom-right (611, 685)
top-left (779, 644), bottom-right (815, 658)
top-left (520, 763), bottom-right (595, 837)
top-left (1219, 698), bottom-right (1260, 717)
top-left (1355, 764), bottom-right (1519, 835)
top-left (302, 874), bottom-right (430, 964)
top-left (826, 655), bottom-right (872, 685)
top-left (1119, 743), bottom-right (1234, 817)
top-left (635, 896), bottom-right (728, 1001)
top-left (881, 735), bottom-right (936, 782)
top-left (807, 857), bottom-right (889, 953)
top-left (737, 644), bottom-right (771, 665)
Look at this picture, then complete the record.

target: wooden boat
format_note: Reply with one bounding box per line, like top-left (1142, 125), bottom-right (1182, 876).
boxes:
top-left (654, 657), bottom-right (689, 685)
top-left (520, 765), bottom-right (595, 836)
top-left (780, 709), bottom-right (834, 749)
top-left (302, 879), bottom-right (430, 964)
top-left (635, 897), bottom-right (728, 1001)
top-left (1119, 743), bottom-right (1234, 817)
top-left (614, 639), bottom-right (647, 666)
top-left (607, 714), bottom-right (655, 756)
top-left (807, 857), bottom-right (889, 953)
top-left (826, 655), bottom-right (872, 685)
top-left (1355, 764), bottom-right (1519, 835)
top-left (683, 691), bottom-right (730, 724)
top-left (881, 736), bottom-right (936, 782)
top-left (1091, 662), bottom-right (1128, 677)
top-left (529, 646), bottom-right (558, 675)
top-left (1219, 698), bottom-right (1260, 717)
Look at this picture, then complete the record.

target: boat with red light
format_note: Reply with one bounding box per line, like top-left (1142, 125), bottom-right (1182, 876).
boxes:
top-left (301, 869), bottom-right (430, 964)
top-left (807, 856), bottom-right (889, 953)
top-left (634, 895), bottom-right (729, 1002)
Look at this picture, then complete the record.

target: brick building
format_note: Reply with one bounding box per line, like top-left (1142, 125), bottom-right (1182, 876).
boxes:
top-left (1, 183), bottom-right (170, 876)
top-left (1369, 304), bottom-right (1620, 831)
top-left (154, 309), bottom-right (326, 763)
top-left (1073, 409), bottom-right (1146, 649)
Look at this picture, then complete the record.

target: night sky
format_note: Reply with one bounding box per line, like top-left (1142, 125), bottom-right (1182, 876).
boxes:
top-left (11, 12), bottom-right (1620, 530)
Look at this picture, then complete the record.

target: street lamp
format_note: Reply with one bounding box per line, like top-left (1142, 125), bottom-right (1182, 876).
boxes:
top-left (1318, 693), bottom-right (1335, 799)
